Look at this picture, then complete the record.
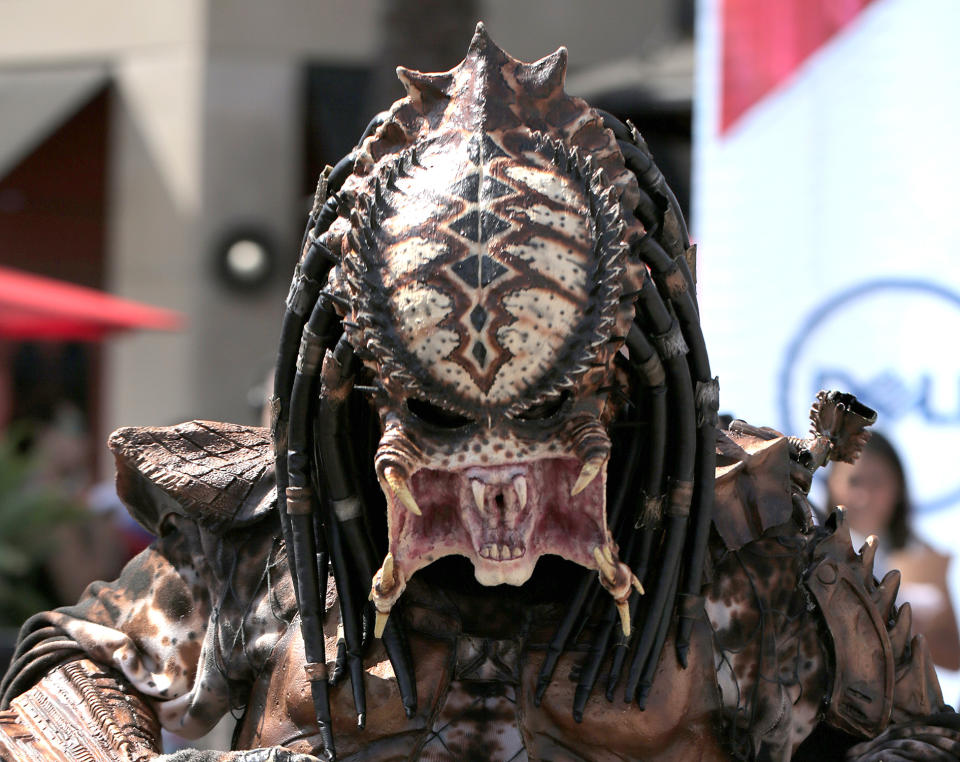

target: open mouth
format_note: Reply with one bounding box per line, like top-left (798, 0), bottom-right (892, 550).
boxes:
top-left (391, 457), bottom-right (608, 586)
top-left (369, 455), bottom-right (642, 638)
top-left (462, 465), bottom-right (531, 563)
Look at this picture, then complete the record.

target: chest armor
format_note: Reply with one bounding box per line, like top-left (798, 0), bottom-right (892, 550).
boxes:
top-left (237, 598), bottom-right (724, 761)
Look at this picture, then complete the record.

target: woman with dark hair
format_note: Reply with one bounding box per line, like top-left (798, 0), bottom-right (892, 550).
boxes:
top-left (828, 431), bottom-right (960, 669)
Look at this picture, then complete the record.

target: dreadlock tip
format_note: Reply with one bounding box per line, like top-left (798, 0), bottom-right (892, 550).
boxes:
top-left (533, 681), bottom-right (547, 706)
top-left (572, 709), bottom-right (584, 724)
top-left (356, 712), bottom-right (366, 729)
top-left (636, 685), bottom-right (651, 710)
top-left (676, 645), bottom-right (689, 669)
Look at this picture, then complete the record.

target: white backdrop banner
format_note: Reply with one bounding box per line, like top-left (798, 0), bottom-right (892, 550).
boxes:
top-left (694, 0), bottom-right (960, 694)
top-left (695, 0), bottom-right (960, 517)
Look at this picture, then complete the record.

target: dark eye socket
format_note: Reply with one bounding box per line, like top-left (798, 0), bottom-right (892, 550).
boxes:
top-left (406, 397), bottom-right (475, 429)
top-left (514, 392), bottom-right (569, 421)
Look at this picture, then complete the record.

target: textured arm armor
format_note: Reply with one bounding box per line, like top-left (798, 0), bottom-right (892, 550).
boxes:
top-left (0, 422), bottom-right (300, 760)
top-left (709, 417), bottom-right (959, 760)
top-left (0, 657), bottom-right (161, 761)
top-left (0, 659), bottom-right (319, 761)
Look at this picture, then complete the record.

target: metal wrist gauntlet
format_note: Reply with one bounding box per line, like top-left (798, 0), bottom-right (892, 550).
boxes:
top-left (0, 657), bottom-right (161, 762)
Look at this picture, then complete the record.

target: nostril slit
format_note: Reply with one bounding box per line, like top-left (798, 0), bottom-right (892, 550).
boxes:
top-left (495, 493), bottom-right (505, 509)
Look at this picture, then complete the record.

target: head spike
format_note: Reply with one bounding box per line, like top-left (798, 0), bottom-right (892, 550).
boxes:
top-left (466, 21), bottom-right (508, 64)
top-left (515, 46), bottom-right (568, 96)
top-left (396, 66), bottom-right (454, 104)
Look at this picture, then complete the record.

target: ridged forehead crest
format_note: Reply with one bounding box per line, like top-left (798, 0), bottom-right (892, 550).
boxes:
top-left (328, 23), bottom-right (646, 418)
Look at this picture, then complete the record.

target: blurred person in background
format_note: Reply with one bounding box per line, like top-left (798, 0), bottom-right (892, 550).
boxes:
top-left (30, 402), bottom-right (132, 603)
top-left (0, 403), bottom-right (143, 639)
top-left (827, 431), bottom-right (960, 670)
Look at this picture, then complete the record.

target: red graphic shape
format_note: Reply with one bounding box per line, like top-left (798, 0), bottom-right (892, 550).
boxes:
top-left (721, 0), bottom-right (878, 133)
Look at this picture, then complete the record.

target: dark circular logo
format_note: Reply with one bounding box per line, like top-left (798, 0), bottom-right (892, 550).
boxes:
top-left (779, 279), bottom-right (960, 513)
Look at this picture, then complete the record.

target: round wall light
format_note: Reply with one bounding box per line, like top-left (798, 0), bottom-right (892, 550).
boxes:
top-left (215, 230), bottom-right (275, 291)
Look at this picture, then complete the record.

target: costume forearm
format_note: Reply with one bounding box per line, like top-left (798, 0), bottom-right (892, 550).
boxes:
top-left (0, 657), bottom-right (161, 761)
top-left (0, 659), bottom-right (322, 762)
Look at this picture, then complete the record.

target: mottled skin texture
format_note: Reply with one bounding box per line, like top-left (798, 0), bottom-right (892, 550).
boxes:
top-left (706, 534), bottom-right (827, 760)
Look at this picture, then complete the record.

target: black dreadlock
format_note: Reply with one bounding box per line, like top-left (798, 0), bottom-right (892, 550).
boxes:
top-left (533, 111), bottom-right (717, 715)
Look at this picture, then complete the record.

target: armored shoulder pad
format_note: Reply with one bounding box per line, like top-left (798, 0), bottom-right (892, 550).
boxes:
top-left (806, 509), bottom-right (946, 736)
top-left (109, 420), bottom-right (276, 535)
top-left (713, 422), bottom-right (793, 551)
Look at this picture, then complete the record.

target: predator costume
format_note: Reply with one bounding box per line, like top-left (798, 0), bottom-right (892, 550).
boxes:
top-left (2, 25), bottom-right (959, 762)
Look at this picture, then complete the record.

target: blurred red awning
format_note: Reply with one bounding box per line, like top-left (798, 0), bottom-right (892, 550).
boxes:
top-left (0, 266), bottom-right (184, 340)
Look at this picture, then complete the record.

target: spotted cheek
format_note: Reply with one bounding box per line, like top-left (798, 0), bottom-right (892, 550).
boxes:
top-left (418, 428), bottom-right (561, 470)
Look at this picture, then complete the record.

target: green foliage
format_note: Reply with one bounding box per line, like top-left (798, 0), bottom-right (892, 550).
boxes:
top-left (0, 432), bottom-right (83, 625)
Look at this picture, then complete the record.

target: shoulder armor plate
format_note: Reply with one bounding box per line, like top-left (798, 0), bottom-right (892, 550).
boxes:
top-left (108, 420), bottom-right (276, 535)
top-left (713, 424), bottom-right (793, 550)
top-left (805, 509), bottom-right (947, 737)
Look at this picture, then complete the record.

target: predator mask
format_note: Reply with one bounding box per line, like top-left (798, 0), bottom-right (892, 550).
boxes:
top-left (321, 24), bottom-right (651, 631)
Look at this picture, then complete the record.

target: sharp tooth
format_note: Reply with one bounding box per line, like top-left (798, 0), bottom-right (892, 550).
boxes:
top-left (632, 575), bottom-right (645, 595)
top-left (374, 610), bottom-right (390, 638)
top-left (370, 553), bottom-right (406, 628)
top-left (602, 545), bottom-right (615, 565)
top-left (492, 544), bottom-right (502, 560)
top-left (593, 545), bottom-right (617, 584)
top-left (513, 475), bottom-right (527, 509)
top-left (377, 552), bottom-right (396, 595)
top-left (512, 545), bottom-right (524, 559)
top-left (571, 456), bottom-right (605, 496)
top-left (499, 543), bottom-right (511, 560)
top-left (480, 544), bottom-right (493, 559)
top-left (471, 479), bottom-right (486, 514)
top-left (617, 600), bottom-right (631, 637)
top-left (383, 466), bottom-right (421, 516)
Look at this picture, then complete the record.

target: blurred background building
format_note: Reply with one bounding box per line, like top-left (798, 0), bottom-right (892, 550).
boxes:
top-left (0, 0), bottom-right (694, 466)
